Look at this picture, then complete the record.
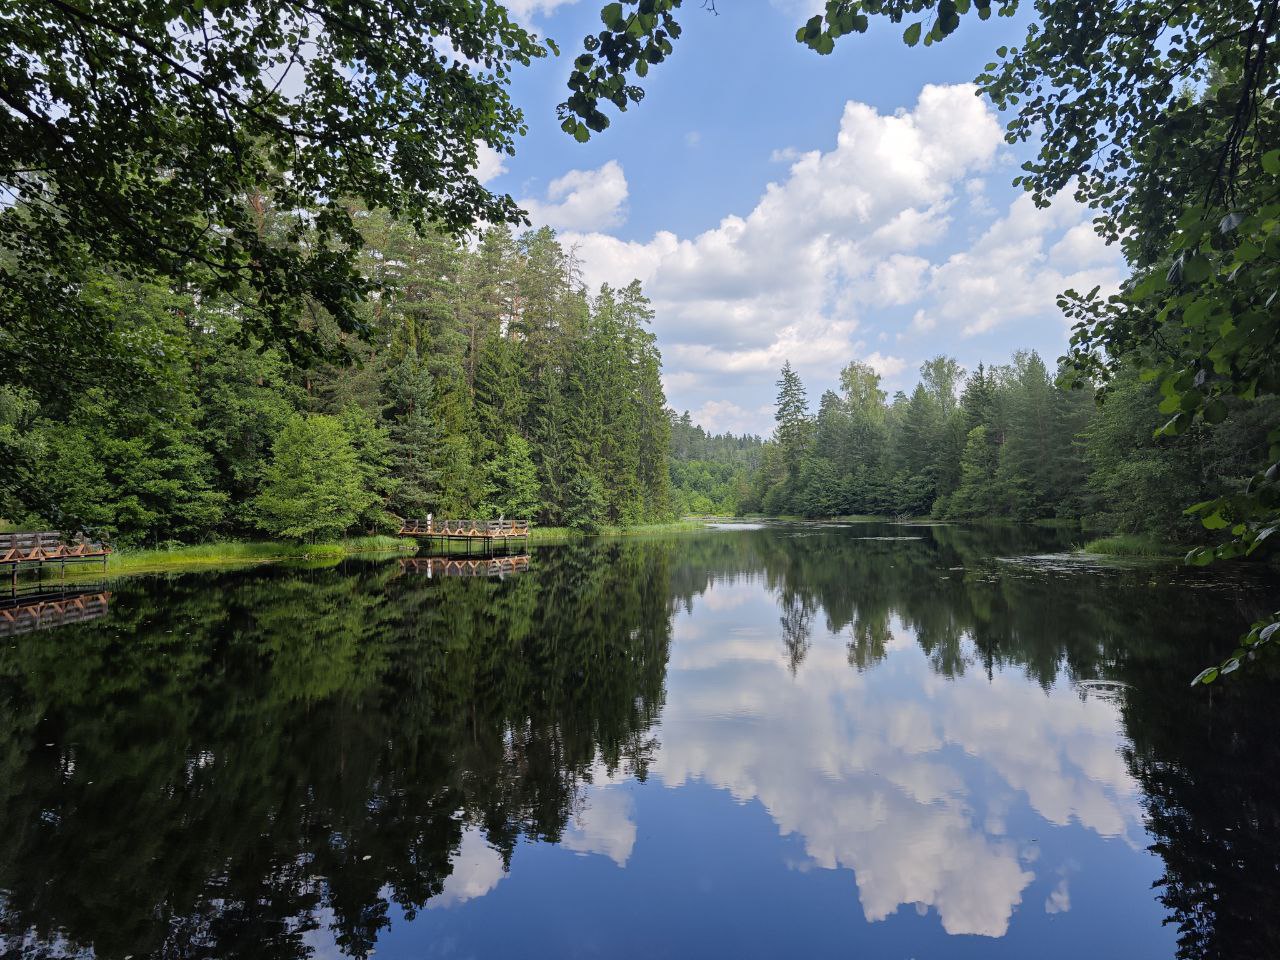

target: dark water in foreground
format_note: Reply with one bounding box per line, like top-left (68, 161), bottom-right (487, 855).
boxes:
top-left (2, 523), bottom-right (1278, 959)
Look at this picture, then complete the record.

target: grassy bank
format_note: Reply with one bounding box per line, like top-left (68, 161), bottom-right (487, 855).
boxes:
top-left (92, 536), bottom-right (417, 576)
top-left (15, 523), bottom-right (713, 579)
top-left (1078, 534), bottom-right (1182, 559)
top-left (528, 520), bottom-right (709, 543)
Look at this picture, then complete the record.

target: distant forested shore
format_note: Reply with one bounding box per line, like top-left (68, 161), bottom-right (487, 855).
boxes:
top-left (672, 354), bottom-right (1278, 551)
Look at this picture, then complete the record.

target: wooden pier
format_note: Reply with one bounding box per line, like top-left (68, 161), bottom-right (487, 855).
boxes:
top-left (398, 555), bottom-right (530, 579)
top-left (397, 518), bottom-right (531, 548)
top-left (1, 531), bottom-right (111, 585)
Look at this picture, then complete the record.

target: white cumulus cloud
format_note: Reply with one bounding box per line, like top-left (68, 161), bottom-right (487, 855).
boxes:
top-left (503, 0), bottom-right (582, 21)
top-left (531, 83), bottom-right (1122, 432)
top-left (521, 160), bottom-right (629, 232)
top-left (472, 143), bottom-right (509, 185)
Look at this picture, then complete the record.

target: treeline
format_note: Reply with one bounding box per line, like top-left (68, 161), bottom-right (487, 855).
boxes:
top-left (0, 217), bottom-right (672, 544)
top-left (737, 352), bottom-right (1277, 540)
top-left (667, 412), bottom-right (763, 517)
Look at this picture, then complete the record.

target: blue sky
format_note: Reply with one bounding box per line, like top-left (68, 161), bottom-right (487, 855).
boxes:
top-left (479, 1), bottom-right (1126, 435)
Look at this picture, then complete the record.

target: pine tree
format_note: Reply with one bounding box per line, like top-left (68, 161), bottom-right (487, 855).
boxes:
top-left (566, 468), bottom-right (607, 533)
top-left (960, 362), bottom-right (996, 434)
top-left (772, 362), bottom-right (813, 511)
top-left (948, 426), bottom-right (1000, 519)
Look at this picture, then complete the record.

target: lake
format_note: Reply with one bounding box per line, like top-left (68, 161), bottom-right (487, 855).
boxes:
top-left (2, 522), bottom-right (1276, 959)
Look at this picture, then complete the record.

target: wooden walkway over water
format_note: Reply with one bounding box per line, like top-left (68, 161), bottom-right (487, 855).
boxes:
top-left (397, 518), bottom-right (531, 546)
top-left (1, 532), bottom-right (111, 584)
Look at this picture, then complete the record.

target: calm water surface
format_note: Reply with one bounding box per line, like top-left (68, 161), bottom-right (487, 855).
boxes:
top-left (2, 523), bottom-right (1277, 958)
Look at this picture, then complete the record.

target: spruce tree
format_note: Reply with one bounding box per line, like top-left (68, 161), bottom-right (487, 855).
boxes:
top-left (383, 352), bottom-right (441, 519)
top-left (487, 434), bottom-right (541, 519)
top-left (772, 362), bottom-right (813, 510)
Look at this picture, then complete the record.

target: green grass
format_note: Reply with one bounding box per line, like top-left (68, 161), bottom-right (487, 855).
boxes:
top-left (94, 536), bottom-right (417, 575)
top-left (14, 523), bottom-right (715, 580)
top-left (1078, 534), bottom-right (1181, 559)
top-left (527, 520), bottom-right (709, 542)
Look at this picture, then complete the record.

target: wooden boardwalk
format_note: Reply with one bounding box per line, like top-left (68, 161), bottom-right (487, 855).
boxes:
top-left (1, 531), bottom-right (111, 584)
top-left (398, 555), bottom-right (530, 579)
top-left (397, 518), bottom-right (531, 545)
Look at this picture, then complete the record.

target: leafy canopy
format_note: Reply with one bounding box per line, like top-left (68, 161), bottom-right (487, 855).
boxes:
top-left (251, 413), bottom-right (377, 542)
top-left (0, 0), bottom-right (547, 375)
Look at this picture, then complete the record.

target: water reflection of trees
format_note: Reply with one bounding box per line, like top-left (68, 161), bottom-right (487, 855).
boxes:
top-left (1, 527), bottom-right (1276, 959)
top-left (670, 524), bottom-right (1280, 960)
top-left (0, 542), bottom-right (673, 959)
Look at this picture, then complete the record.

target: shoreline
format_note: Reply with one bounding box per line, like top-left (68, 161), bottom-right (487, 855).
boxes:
top-left (5, 522), bottom-right (1208, 579)
top-left (7, 523), bottom-right (717, 582)
top-left (21, 536), bottom-right (419, 581)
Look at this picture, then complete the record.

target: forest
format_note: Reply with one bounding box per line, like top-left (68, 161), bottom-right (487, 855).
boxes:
top-left (1, 0), bottom-right (1276, 666)
top-left (2, 217), bottom-right (1273, 552)
top-left (1, 217), bottom-right (673, 544)
top-left (733, 354), bottom-right (1279, 543)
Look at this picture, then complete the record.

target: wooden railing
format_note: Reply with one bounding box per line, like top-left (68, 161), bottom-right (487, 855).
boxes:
top-left (1, 531), bottom-right (112, 578)
top-left (397, 519), bottom-right (531, 539)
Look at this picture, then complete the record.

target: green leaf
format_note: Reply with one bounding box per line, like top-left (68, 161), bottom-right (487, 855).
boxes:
top-left (1190, 666), bottom-right (1218, 686)
top-left (938, 0), bottom-right (960, 34)
top-left (1185, 547), bottom-right (1216, 566)
top-left (1182, 255), bottom-right (1211, 283)
top-left (903, 22), bottom-right (921, 46)
top-left (1203, 397), bottom-right (1228, 424)
top-left (1157, 412), bottom-right (1188, 436)
top-left (600, 3), bottom-right (623, 28)
top-left (1263, 150), bottom-right (1280, 175)
top-left (1201, 510), bottom-right (1229, 530)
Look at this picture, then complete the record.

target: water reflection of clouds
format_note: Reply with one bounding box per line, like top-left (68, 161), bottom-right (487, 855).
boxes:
top-left (564, 786), bottom-right (637, 866)
top-left (429, 828), bottom-right (508, 909)
top-left (651, 586), bottom-right (1143, 937)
